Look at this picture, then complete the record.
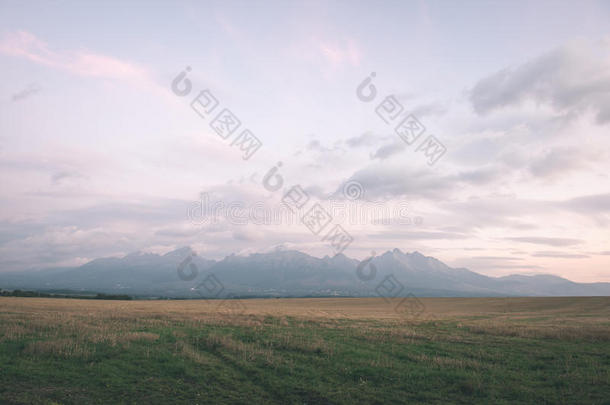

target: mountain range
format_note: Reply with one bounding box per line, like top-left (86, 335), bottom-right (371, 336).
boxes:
top-left (1, 247), bottom-right (609, 297)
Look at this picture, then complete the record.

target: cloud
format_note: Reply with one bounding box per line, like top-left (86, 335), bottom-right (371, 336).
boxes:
top-left (306, 139), bottom-right (339, 153)
top-left (289, 34), bottom-right (362, 74)
top-left (11, 83), bottom-right (41, 102)
top-left (0, 225), bottom-right (139, 271)
top-left (411, 102), bottom-right (448, 118)
top-left (345, 132), bottom-right (383, 148)
top-left (529, 148), bottom-right (588, 178)
top-left (532, 251), bottom-right (589, 258)
top-left (369, 230), bottom-right (469, 240)
top-left (51, 170), bottom-right (83, 185)
top-left (470, 40), bottom-right (610, 124)
top-left (154, 226), bottom-right (202, 238)
top-left (455, 166), bottom-right (503, 185)
top-left (370, 141), bottom-right (406, 160)
top-left (489, 264), bottom-right (545, 270)
top-left (0, 31), bottom-right (158, 91)
top-left (503, 237), bottom-right (582, 247)
top-left (558, 193), bottom-right (610, 226)
top-left (0, 221), bottom-right (47, 246)
top-left (343, 163), bottom-right (454, 200)
top-left (318, 38), bottom-right (361, 68)
top-left (562, 193), bottom-right (610, 214)
top-left (232, 228), bottom-right (263, 242)
top-left (432, 196), bottom-right (549, 236)
top-left (0, 196), bottom-right (239, 271)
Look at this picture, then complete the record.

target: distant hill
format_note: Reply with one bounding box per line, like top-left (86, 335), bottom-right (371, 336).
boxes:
top-left (1, 247), bottom-right (609, 297)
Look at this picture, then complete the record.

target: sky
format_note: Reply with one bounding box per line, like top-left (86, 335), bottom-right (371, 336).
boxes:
top-left (0, 0), bottom-right (609, 282)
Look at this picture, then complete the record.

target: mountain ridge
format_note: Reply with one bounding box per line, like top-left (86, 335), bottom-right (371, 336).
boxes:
top-left (1, 247), bottom-right (608, 297)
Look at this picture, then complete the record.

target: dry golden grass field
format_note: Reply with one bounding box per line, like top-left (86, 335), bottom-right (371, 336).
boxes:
top-left (1, 296), bottom-right (609, 404)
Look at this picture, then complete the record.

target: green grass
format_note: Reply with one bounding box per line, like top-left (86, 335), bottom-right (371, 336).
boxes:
top-left (0, 298), bottom-right (609, 404)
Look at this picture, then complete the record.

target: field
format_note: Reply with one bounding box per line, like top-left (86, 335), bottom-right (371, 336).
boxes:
top-left (1, 296), bottom-right (609, 404)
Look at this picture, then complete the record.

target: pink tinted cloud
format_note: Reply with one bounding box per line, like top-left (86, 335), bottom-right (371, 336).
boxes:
top-left (319, 38), bottom-right (362, 68)
top-left (287, 35), bottom-right (363, 78)
top-left (0, 30), bottom-right (155, 86)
